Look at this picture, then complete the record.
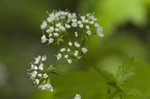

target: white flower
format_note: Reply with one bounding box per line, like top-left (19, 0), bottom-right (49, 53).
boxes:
top-left (47, 15), bottom-right (55, 22)
top-left (38, 83), bottom-right (54, 92)
top-left (77, 21), bottom-right (83, 28)
top-left (39, 63), bottom-right (44, 71)
top-left (74, 94), bottom-right (81, 99)
top-left (72, 13), bottom-right (77, 18)
top-left (81, 16), bottom-right (85, 21)
top-left (74, 41), bottom-right (80, 48)
top-left (31, 71), bottom-right (37, 79)
top-left (55, 28), bottom-right (59, 31)
top-left (67, 59), bottom-right (72, 64)
top-left (79, 24), bottom-right (83, 28)
top-left (74, 32), bottom-right (78, 37)
top-left (31, 64), bottom-right (38, 70)
top-left (64, 55), bottom-right (69, 59)
top-left (86, 30), bottom-right (91, 35)
top-left (56, 53), bottom-right (62, 60)
top-left (97, 27), bottom-right (104, 37)
top-left (72, 19), bottom-right (77, 22)
top-left (41, 35), bottom-right (47, 44)
top-left (41, 55), bottom-right (47, 61)
top-left (72, 22), bottom-right (78, 27)
top-left (48, 38), bottom-right (54, 44)
top-left (34, 56), bottom-right (41, 64)
top-left (34, 79), bottom-right (40, 85)
top-left (38, 73), bottom-right (42, 77)
top-left (89, 21), bottom-right (94, 24)
top-left (74, 50), bottom-right (79, 56)
top-left (43, 73), bottom-right (48, 79)
top-left (41, 21), bottom-right (47, 30)
top-left (56, 23), bottom-right (61, 27)
top-left (97, 32), bottom-right (104, 37)
top-left (59, 26), bottom-right (65, 31)
top-left (49, 86), bottom-right (54, 92)
top-left (67, 48), bottom-right (71, 52)
top-left (86, 25), bottom-right (90, 30)
top-left (89, 15), bottom-right (97, 21)
top-left (46, 27), bottom-right (54, 33)
top-left (85, 19), bottom-right (89, 23)
top-left (81, 48), bottom-right (88, 54)
top-left (54, 33), bottom-right (59, 37)
top-left (60, 48), bottom-right (66, 52)
top-left (48, 33), bottom-right (53, 37)
top-left (68, 41), bottom-right (73, 46)
top-left (77, 21), bottom-right (82, 24)
top-left (65, 24), bottom-right (71, 28)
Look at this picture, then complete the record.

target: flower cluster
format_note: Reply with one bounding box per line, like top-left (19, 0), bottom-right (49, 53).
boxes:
top-left (40, 10), bottom-right (104, 64)
top-left (28, 10), bottom-right (104, 93)
top-left (56, 43), bottom-right (88, 64)
top-left (28, 55), bottom-right (53, 92)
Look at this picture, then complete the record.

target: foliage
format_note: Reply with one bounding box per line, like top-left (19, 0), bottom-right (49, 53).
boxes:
top-left (78, 0), bottom-right (150, 36)
top-left (0, 0), bottom-right (150, 99)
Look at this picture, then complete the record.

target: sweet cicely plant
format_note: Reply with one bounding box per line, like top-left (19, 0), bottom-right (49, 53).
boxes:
top-left (27, 10), bottom-right (104, 98)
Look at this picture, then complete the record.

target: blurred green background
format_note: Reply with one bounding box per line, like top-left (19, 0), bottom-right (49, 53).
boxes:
top-left (0, 0), bottom-right (150, 99)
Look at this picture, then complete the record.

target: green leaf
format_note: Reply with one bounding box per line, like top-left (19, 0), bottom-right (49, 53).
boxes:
top-left (96, 0), bottom-right (147, 34)
top-left (120, 60), bottom-right (150, 98)
top-left (78, 0), bottom-right (149, 35)
top-left (52, 70), bottom-right (116, 99)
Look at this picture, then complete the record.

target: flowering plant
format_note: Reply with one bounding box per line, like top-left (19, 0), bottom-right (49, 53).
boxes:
top-left (27, 10), bottom-right (103, 98)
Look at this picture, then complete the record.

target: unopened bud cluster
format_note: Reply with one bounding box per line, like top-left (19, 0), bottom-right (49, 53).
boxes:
top-left (41, 10), bottom-right (104, 64)
top-left (28, 55), bottom-right (53, 92)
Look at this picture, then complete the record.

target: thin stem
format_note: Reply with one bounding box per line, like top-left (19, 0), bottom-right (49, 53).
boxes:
top-left (93, 65), bottom-right (110, 81)
top-left (93, 65), bottom-right (125, 99)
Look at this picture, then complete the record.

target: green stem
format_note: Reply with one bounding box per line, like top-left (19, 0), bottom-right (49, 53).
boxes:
top-left (93, 65), bottom-right (125, 99)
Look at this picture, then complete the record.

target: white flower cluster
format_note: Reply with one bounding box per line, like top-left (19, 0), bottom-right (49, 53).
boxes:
top-left (74, 94), bottom-right (81, 99)
top-left (29, 55), bottom-right (53, 92)
top-left (40, 11), bottom-right (104, 64)
top-left (28, 11), bottom-right (104, 93)
top-left (56, 42), bottom-right (88, 64)
top-left (41, 11), bottom-right (104, 44)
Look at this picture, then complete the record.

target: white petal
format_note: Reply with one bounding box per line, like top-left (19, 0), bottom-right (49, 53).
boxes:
top-left (39, 63), bottom-right (44, 71)
top-left (67, 59), bottom-right (72, 64)
top-left (74, 94), bottom-right (81, 99)
top-left (34, 56), bottom-right (41, 64)
top-left (41, 35), bottom-right (47, 44)
top-left (43, 73), bottom-right (48, 78)
top-left (74, 41), bottom-right (80, 48)
top-left (68, 41), bottom-right (73, 46)
top-left (56, 53), bottom-right (62, 60)
top-left (81, 48), bottom-right (88, 54)
top-left (41, 55), bottom-right (47, 61)
top-left (60, 48), bottom-right (66, 52)
top-left (48, 38), bottom-right (54, 44)
top-left (41, 21), bottom-right (47, 30)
